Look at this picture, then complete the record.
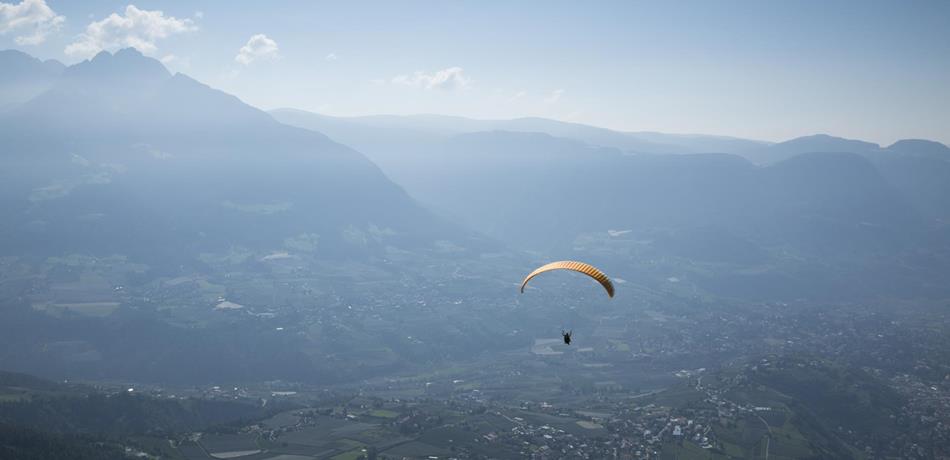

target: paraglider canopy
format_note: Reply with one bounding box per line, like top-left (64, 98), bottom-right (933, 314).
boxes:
top-left (520, 260), bottom-right (614, 298)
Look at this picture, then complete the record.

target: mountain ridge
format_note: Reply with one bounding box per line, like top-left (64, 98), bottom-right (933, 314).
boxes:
top-left (0, 49), bottom-right (481, 263)
top-left (272, 107), bottom-right (949, 168)
top-left (0, 49), bottom-right (65, 110)
top-left (270, 108), bottom-right (772, 156)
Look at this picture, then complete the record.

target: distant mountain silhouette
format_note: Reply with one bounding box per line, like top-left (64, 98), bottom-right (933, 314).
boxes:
top-left (0, 49), bottom-right (64, 110)
top-left (733, 135), bottom-right (950, 223)
top-left (270, 108), bottom-right (771, 158)
top-left (65, 48), bottom-right (170, 83)
top-left (9, 49), bottom-right (271, 136)
top-left (757, 151), bottom-right (919, 252)
top-left (271, 109), bottom-right (943, 261)
top-left (886, 139), bottom-right (950, 159)
top-left (748, 134), bottom-right (883, 164)
top-left (0, 49), bottom-right (64, 81)
top-left (369, 130), bottom-right (919, 257)
top-left (873, 139), bottom-right (950, 220)
top-left (0, 49), bottom-right (475, 266)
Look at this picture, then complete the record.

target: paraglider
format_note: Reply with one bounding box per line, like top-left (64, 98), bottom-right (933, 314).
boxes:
top-left (520, 261), bottom-right (614, 298)
top-left (520, 260), bottom-right (614, 345)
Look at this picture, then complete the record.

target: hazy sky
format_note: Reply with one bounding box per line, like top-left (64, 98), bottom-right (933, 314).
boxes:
top-left (3, 0), bottom-right (949, 144)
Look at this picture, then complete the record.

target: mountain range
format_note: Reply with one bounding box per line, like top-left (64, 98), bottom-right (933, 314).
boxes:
top-left (2, 48), bottom-right (948, 288)
top-left (272, 106), bottom-right (950, 300)
top-left (0, 48), bottom-right (480, 270)
top-left (2, 47), bottom-right (950, 385)
top-left (272, 110), bottom-right (949, 235)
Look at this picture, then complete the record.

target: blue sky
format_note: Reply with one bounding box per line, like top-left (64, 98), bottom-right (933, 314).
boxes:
top-left (3, 0), bottom-right (949, 144)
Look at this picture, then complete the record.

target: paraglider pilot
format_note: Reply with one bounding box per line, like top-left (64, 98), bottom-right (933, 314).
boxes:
top-left (562, 330), bottom-right (572, 345)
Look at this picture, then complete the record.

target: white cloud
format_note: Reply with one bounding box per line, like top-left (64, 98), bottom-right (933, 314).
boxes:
top-left (0, 0), bottom-right (64, 45)
top-left (325, 52), bottom-right (337, 61)
top-left (64, 5), bottom-right (196, 59)
top-left (194, 11), bottom-right (203, 19)
top-left (392, 67), bottom-right (470, 90)
top-left (545, 88), bottom-right (564, 104)
top-left (235, 33), bottom-right (279, 65)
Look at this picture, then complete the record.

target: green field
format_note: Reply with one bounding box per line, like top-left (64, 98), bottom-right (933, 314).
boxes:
top-left (199, 433), bottom-right (259, 454)
top-left (382, 441), bottom-right (450, 458)
top-left (576, 420), bottom-right (603, 429)
top-left (327, 439), bottom-right (367, 460)
top-left (278, 426), bottom-right (340, 448)
top-left (33, 301), bottom-right (120, 317)
top-left (767, 419), bottom-right (816, 459)
top-left (0, 393), bottom-right (30, 402)
top-left (330, 448), bottom-right (365, 460)
top-left (662, 440), bottom-right (730, 460)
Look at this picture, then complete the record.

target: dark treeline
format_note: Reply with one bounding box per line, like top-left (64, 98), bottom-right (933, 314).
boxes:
top-left (0, 423), bottom-right (129, 460)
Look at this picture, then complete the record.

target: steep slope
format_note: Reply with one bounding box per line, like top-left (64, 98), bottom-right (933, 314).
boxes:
top-left (0, 49), bottom-right (472, 265)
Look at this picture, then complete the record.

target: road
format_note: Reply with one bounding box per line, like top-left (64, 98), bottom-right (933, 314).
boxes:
top-left (755, 413), bottom-right (771, 460)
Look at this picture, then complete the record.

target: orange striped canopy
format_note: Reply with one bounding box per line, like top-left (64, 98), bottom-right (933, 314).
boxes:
top-left (520, 261), bottom-right (614, 298)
